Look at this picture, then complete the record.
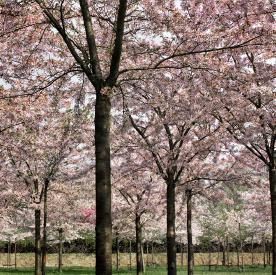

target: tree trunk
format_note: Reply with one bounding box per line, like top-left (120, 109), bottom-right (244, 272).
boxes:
top-left (151, 242), bottom-right (154, 266)
top-left (35, 209), bottom-right (42, 275)
top-left (263, 238), bottom-right (266, 269)
top-left (227, 236), bottom-right (230, 267)
top-left (237, 245), bottom-right (240, 270)
top-left (14, 239), bottom-right (17, 269)
top-left (58, 228), bottom-right (63, 273)
top-left (222, 240), bottom-right (226, 266)
top-left (116, 233), bottom-right (120, 271)
top-left (238, 222), bottom-right (244, 271)
top-left (267, 240), bottom-right (270, 265)
top-left (129, 240), bottom-right (132, 270)
top-left (269, 166), bottom-right (276, 275)
top-left (208, 250), bottom-right (211, 271)
top-left (167, 181), bottom-right (176, 275)
top-left (186, 189), bottom-right (193, 275)
top-left (136, 213), bottom-right (144, 275)
top-left (41, 179), bottom-right (49, 275)
top-left (251, 236), bottom-right (254, 266)
top-left (7, 239), bottom-right (11, 267)
top-left (95, 92), bottom-right (112, 275)
top-left (180, 240), bottom-right (184, 269)
top-left (146, 241), bottom-right (149, 266)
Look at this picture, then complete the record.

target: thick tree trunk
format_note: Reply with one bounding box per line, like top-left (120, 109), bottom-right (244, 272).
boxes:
top-left (58, 228), bottom-right (63, 273)
top-left (167, 181), bottom-right (176, 275)
top-left (35, 209), bottom-right (42, 275)
top-left (41, 180), bottom-right (49, 275)
top-left (186, 189), bottom-right (193, 275)
top-left (269, 167), bottom-right (276, 275)
top-left (95, 92), bottom-right (112, 275)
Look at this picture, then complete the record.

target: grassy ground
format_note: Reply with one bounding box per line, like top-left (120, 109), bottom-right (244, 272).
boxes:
top-left (0, 253), bottom-right (270, 268)
top-left (0, 266), bottom-right (272, 275)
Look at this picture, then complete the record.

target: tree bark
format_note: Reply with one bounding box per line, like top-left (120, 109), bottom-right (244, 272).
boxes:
top-left (151, 242), bottom-right (154, 267)
top-left (222, 240), bottom-right (226, 266)
top-left (238, 223), bottom-right (244, 270)
top-left (180, 240), bottom-right (184, 269)
top-left (35, 209), bottom-right (42, 275)
top-left (41, 179), bottom-right (49, 275)
top-left (167, 181), bottom-right (177, 275)
top-left (116, 233), bottom-right (120, 271)
top-left (237, 245), bottom-right (240, 270)
top-left (7, 239), bottom-right (11, 267)
top-left (251, 236), bottom-right (254, 266)
top-left (208, 251), bottom-right (211, 271)
top-left (146, 241), bottom-right (149, 266)
top-left (263, 237), bottom-right (267, 269)
top-left (227, 236), bottom-right (230, 267)
top-left (14, 238), bottom-right (17, 269)
top-left (95, 91), bottom-right (112, 275)
top-left (58, 228), bottom-right (63, 273)
top-left (269, 167), bottom-right (276, 275)
top-left (136, 213), bottom-right (144, 275)
top-left (129, 240), bottom-right (132, 270)
top-left (186, 189), bottom-right (193, 275)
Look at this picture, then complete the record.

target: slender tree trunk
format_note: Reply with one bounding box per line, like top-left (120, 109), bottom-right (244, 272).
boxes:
top-left (129, 240), bottom-right (132, 270)
top-left (267, 240), bottom-right (270, 265)
top-left (227, 236), bottom-right (230, 267)
top-left (136, 213), bottom-right (144, 275)
top-left (58, 228), bottom-right (63, 273)
top-left (41, 179), bottom-right (49, 275)
top-left (238, 223), bottom-right (244, 271)
top-left (222, 240), bottom-right (226, 266)
top-left (116, 233), bottom-right (120, 271)
top-left (186, 189), bottom-right (193, 275)
top-left (208, 250), bottom-right (211, 271)
top-left (14, 239), bottom-right (17, 269)
top-left (180, 240), bottom-right (184, 269)
top-left (237, 245), bottom-right (240, 270)
top-left (251, 236), bottom-right (254, 266)
top-left (263, 238), bottom-right (267, 269)
top-left (35, 209), bottom-right (42, 275)
top-left (95, 91), bottom-right (112, 275)
top-left (217, 244), bottom-right (220, 266)
top-left (151, 242), bottom-right (154, 266)
top-left (146, 241), bottom-right (149, 266)
top-left (167, 181), bottom-right (176, 275)
top-left (7, 239), bottom-right (11, 267)
top-left (142, 243), bottom-right (145, 272)
top-left (269, 166), bottom-right (276, 275)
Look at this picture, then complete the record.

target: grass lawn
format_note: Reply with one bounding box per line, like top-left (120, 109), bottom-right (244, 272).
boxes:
top-left (0, 266), bottom-right (272, 275)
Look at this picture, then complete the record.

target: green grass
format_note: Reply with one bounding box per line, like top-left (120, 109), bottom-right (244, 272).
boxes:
top-left (0, 266), bottom-right (272, 275)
